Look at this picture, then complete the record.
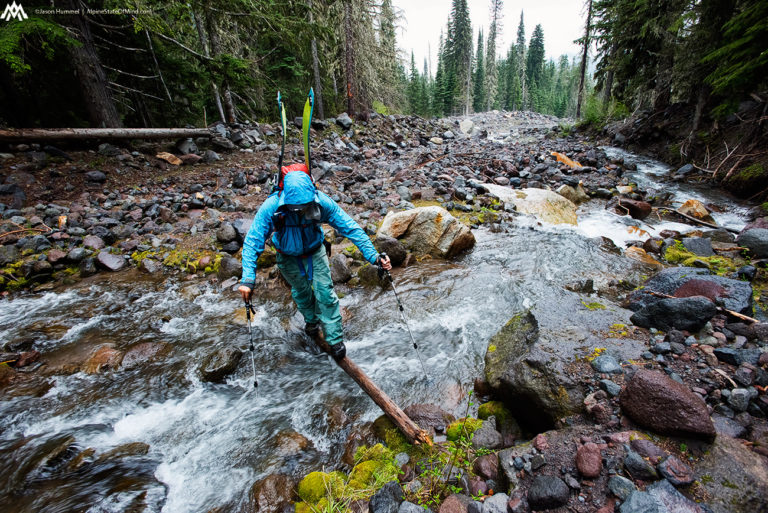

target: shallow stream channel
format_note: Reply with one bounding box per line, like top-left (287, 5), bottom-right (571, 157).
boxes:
top-left (0, 149), bottom-right (753, 512)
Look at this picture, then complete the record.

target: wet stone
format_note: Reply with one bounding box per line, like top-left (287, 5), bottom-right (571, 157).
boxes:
top-left (600, 379), bottom-right (622, 397)
top-left (624, 450), bottom-right (658, 481)
top-left (619, 491), bottom-right (661, 513)
top-left (527, 476), bottom-right (569, 510)
top-left (481, 492), bottom-right (509, 513)
top-left (199, 346), bottom-right (243, 383)
top-left (591, 354), bottom-right (622, 374)
top-left (608, 475), bottom-right (636, 500)
top-left (657, 455), bottom-right (693, 486)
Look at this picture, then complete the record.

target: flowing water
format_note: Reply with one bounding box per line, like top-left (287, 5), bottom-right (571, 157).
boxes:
top-left (0, 148), bottom-right (753, 512)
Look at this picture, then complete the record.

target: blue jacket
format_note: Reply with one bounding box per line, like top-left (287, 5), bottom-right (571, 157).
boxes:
top-left (240, 171), bottom-right (379, 285)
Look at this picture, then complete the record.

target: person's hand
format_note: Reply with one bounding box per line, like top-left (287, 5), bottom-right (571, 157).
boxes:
top-left (238, 285), bottom-right (253, 302)
top-left (378, 254), bottom-right (392, 271)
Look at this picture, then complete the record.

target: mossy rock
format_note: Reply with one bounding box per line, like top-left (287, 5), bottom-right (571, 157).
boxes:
top-left (355, 443), bottom-right (391, 463)
top-left (257, 245), bottom-right (277, 268)
top-left (446, 417), bottom-right (483, 442)
top-left (357, 263), bottom-right (386, 287)
top-left (372, 416), bottom-right (410, 454)
top-left (297, 471), bottom-right (346, 504)
top-left (343, 245), bottom-right (364, 261)
top-left (348, 460), bottom-right (381, 489)
top-left (478, 401), bottom-right (513, 427)
top-left (724, 163), bottom-right (768, 197)
top-left (294, 502), bottom-right (312, 513)
top-left (664, 240), bottom-right (739, 275)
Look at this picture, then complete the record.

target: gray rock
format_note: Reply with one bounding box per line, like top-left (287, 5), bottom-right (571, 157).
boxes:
top-left (608, 475), bottom-right (636, 500)
top-left (398, 502), bottom-right (423, 513)
top-left (647, 479), bottom-right (708, 513)
top-left (369, 481), bottom-right (402, 513)
top-left (139, 258), bottom-right (163, 274)
top-left (233, 172), bottom-right (247, 189)
top-left (217, 256), bottom-right (242, 280)
top-left (619, 491), bottom-right (662, 513)
top-left (232, 217), bottom-right (253, 241)
top-left (481, 492), bottom-right (509, 513)
top-left (85, 170), bottom-right (107, 183)
top-left (712, 413), bottom-right (747, 438)
top-left (728, 388), bottom-right (751, 412)
top-left (527, 476), bottom-right (569, 510)
top-left (592, 354), bottom-right (622, 374)
top-left (470, 420), bottom-right (503, 450)
top-left (330, 254), bottom-right (352, 284)
top-left (176, 138), bottom-right (198, 155)
top-left (199, 346), bottom-right (243, 382)
top-left (0, 244), bottom-right (19, 266)
top-left (66, 247), bottom-right (88, 263)
top-left (377, 207), bottom-right (475, 258)
top-left (96, 252), bottom-right (126, 272)
top-left (624, 450), bottom-right (659, 480)
top-left (600, 379), bottom-right (622, 397)
top-left (443, 130), bottom-right (455, 140)
top-left (79, 257), bottom-right (97, 277)
top-left (737, 228), bottom-right (768, 258)
top-left (336, 112), bottom-right (354, 130)
top-left (714, 347), bottom-right (762, 366)
top-left (83, 235), bottom-right (105, 250)
top-left (657, 455), bottom-right (694, 486)
top-left (217, 222), bottom-right (237, 243)
top-left (630, 296), bottom-right (716, 332)
top-left (682, 237), bottom-right (714, 257)
top-left (375, 236), bottom-right (407, 267)
top-left (202, 150), bottom-right (221, 163)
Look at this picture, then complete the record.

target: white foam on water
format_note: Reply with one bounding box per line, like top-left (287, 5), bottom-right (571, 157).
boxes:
top-left (58, 314), bottom-right (108, 343)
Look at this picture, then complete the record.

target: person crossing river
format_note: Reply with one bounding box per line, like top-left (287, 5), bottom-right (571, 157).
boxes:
top-left (238, 170), bottom-right (391, 359)
top-left (238, 88), bottom-right (390, 360)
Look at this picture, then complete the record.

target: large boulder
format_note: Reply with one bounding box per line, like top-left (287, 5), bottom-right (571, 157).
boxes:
top-left (625, 267), bottom-right (752, 315)
top-left (484, 184), bottom-right (577, 225)
top-left (484, 311), bottom-right (584, 430)
top-left (694, 436), bottom-right (768, 513)
top-left (377, 207), bottom-right (475, 258)
top-left (619, 369), bottom-right (715, 439)
top-left (737, 228), bottom-right (768, 258)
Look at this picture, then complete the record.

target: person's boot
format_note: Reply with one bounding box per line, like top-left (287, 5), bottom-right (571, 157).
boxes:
top-left (304, 322), bottom-right (320, 337)
top-left (328, 341), bottom-right (346, 360)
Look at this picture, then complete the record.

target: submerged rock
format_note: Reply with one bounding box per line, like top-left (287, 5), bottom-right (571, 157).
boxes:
top-left (199, 346), bottom-right (243, 382)
top-left (484, 184), bottom-right (578, 225)
top-left (83, 344), bottom-right (123, 374)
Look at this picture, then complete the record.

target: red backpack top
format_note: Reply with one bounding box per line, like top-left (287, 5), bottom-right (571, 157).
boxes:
top-left (277, 163), bottom-right (314, 193)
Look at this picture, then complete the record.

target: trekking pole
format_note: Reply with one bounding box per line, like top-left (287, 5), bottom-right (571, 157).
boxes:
top-left (378, 254), bottom-right (430, 379)
top-left (244, 300), bottom-right (259, 388)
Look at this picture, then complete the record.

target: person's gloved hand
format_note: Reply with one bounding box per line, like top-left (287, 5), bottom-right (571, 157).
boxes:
top-left (377, 253), bottom-right (392, 271)
top-left (238, 284), bottom-right (253, 302)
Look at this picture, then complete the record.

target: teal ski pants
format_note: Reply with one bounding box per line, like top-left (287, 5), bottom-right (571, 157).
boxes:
top-left (276, 246), bottom-right (343, 346)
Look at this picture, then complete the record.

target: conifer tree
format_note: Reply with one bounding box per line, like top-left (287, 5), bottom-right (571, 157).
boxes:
top-left (515, 12), bottom-right (527, 108)
top-left (472, 29), bottom-right (485, 113)
top-left (485, 0), bottom-right (503, 110)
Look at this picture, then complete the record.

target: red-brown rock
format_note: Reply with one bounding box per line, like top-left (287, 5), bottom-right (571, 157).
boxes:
top-left (15, 350), bottom-right (41, 368)
top-left (620, 369), bottom-right (715, 439)
top-left (617, 198), bottom-right (652, 220)
top-left (576, 442), bottom-right (603, 478)
top-left (438, 494), bottom-right (472, 513)
top-left (473, 453), bottom-right (499, 481)
top-left (248, 474), bottom-right (294, 513)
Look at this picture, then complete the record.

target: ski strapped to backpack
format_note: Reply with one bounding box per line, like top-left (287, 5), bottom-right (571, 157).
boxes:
top-left (274, 88), bottom-right (315, 194)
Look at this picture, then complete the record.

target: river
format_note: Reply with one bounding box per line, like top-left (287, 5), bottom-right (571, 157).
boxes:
top-left (0, 146), bottom-right (752, 512)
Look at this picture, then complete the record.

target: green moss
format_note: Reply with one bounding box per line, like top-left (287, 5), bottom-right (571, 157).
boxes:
top-left (477, 401), bottom-right (512, 427)
top-left (721, 479), bottom-right (738, 489)
top-left (131, 250), bottom-right (155, 264)
top-left (701, 474), bottom-right (713, 484)
top-left (297, 471), bottom-right (345, 504)
top-left (343, 245), bottom-right (364, 261)
top-left (664, 240), bottom-right (739, 275)
top-left (580, 299), bottom-right (606, 310)
top-left (294, 502), bottom-right (312, 513)
top-left (372, 416), bottom-right (411, 455)
top-left (487, 344), bottom-right (496, 353)
top-left (446, 417), bottom-right (483, 442)
top-left (257, 246), bottom-right (276, 268)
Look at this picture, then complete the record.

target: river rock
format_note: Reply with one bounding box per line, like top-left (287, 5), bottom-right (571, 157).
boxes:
top-left (481, 492), bottom-right (509, 513)
top-left (459, 119), bottom-right (474, 135)
top-left (471, 418), bottom-right (503, 450)
top-left (248, 474), bottom-right (294, 513)
top-left (657, 455), bottom-right (693, 486)
top-left (217, 256), bottom-right (242, 280)
top-left (630, 296), bottom-right (716, 331)
top-left (694, 435), bottom-right (768, 513)
top-left (96, 252), bottom-right (126, 272)
top-left (439, 494), bottom-right (472, 513)
top-left (484, 311), bottom-right (584, 428)
top-left (618, 198), bottom-right (652, 220)
top-left (121, 342), bottom-right (171, 369)
top-left (0, 245), bottom-right (20, 266)
top-left (402, 404), bottom-right (454, 433)
top-left (619, 491), bottom-right (661, 513)
top-left (736, 228), bottom-right (768, 258)
top-left (619, 369), bottom-right (715, 439)
top-left (85, 170), bottom-right (107, 183)
top-left (624, 450), bottom-right (658, 480)
top-left (484, 184), bottom-right (577, 225)
top-left (375, 236), bottom-right (407, 266)
top-left (556, 184), bottom-right (590, 205)
top-left (647, 479), bottom-right (708, 513)
top-left (527, 476), bottom-right (569, 510)
top-left (473, 454), bottom-right (498, 481)
top-left (681, 237), bottom-right (714, 257)
top-left (576, 442), bottom-right (602, 478)
top-left (677, 199), bottom-right (715, 224)
top-left (608, 475), bottom-right (636, 500)
top-left (79, 257), bottom-right (97, 277)
top-left (329, 254), bottom-right (352, 284)
top-left (140, 258), bottom-right (162, 274)
top-left (626, 267), bottom-right (753, 315)
top-left (377, 207), bottom-right (475, 258)
top-left (217, 222), bottom-right (237, 243)
top-left (336, 112), bottom-right (354, 130)
top-left (199, 346), bottom-right (243, 382)
top-left (399, 502), bottom-right (423, 513)
top-left (83, 344), bottom-right (123, 374)
top-left (83, 235), bottom-right (105, 250)
top-left (369, 481), bottom-right (403, 513)
top-left (233, 217), bottom-right (253, 241)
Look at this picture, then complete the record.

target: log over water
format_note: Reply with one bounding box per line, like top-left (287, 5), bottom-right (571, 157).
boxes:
top-left (313, 332), bottom-right (432, 446)
top-left (0, 128), bottom-right (212, 141)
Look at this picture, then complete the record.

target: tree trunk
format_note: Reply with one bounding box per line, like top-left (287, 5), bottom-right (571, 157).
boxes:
top-left (65, 0), bottom-right (121, 128)
top-left (308, 0), bottom-right (325, 119)
top-left (205, 10), bottom-right (237, 124)
top-left (0, 128), bottom-right (212, 141)
top-left (194, 11), bottom-right (226, 124)
top-left (602, 44), bottom-right (617, 106)
top-left (344, 0), bottom-right (355, 116)
top-left (576, 0), bottom-right (593, 119)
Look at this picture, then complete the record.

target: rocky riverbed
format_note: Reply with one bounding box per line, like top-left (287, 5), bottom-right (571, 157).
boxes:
top-left (1, 111), bottom-right (768, 513)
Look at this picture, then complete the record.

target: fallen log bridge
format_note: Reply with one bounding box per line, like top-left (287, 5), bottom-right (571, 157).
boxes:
top-left (0, 128), bottom-right (212, 142)
top-left (313, 332), bottom-right (432, 446)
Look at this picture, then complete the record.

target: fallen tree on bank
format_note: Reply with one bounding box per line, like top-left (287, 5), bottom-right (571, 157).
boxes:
top-left (0, 128), bottom-right (212, 142)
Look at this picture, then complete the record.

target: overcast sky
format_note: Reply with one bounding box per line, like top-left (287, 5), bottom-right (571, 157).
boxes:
top-left (391, 0), bottom-right (587, 76)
